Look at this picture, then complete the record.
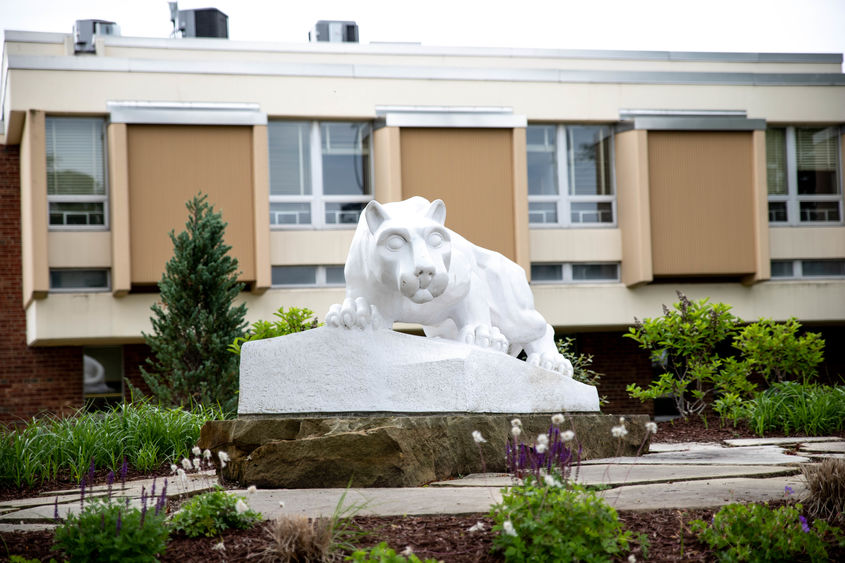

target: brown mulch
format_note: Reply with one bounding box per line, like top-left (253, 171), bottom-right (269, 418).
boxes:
top-left (2, 417), bottom-right (842, 562)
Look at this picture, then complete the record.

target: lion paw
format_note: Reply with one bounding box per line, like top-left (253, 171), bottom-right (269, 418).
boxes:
top-left (326, 297), bottom-right (372, 330)
top-left (458, 324), bottom-right (509, 353)
top-left (527, 352), bottom-right (574, 377)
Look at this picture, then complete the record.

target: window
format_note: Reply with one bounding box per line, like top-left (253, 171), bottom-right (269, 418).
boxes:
top-left (767, 126), bottom-right (842, 224)
top-left (527, 124), bottom-right (615, 226)
top-left (269, 121), bottom-right (373, 228)
top-left (271, 265), bottom-right (345, 287)
top-left (530, 262), bottom-right (620, 283)
top-left (771, 259), bottom-right (845, 279)
top-left (83, 346), bottom-right (123, 410)
top-left (49, 269), bottom-right (110, 292)
top-left (46, 117), bottom-right (108, 228)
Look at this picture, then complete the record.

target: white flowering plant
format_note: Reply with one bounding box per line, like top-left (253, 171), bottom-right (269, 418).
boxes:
top-left (506, 415), bottom-right (581, 483)
top-left (169, 487), bottom-right (261, 537)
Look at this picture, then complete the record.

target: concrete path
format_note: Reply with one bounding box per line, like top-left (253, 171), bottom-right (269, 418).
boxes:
top-left (1, 437), bottom-right (841, 532)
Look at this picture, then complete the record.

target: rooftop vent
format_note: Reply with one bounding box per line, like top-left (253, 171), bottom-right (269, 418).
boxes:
top-left (310, 20), bottom-right (358, 43)
top-left (169, 3), bottom-right (228, 38)
top-left (73, 19), bottom-right (120, 54)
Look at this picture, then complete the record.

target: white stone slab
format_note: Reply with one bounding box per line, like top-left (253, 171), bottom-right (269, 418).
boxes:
top-left (583, 445), bottom-right (810, 465)
top-left (724, 436), bottom-right (842, 447)
top-left (799, 441), bottom-right (845, 453)
top-left (238, 327), bottom-right (599, 415)
top-left (648, 442), bottom-right (723, 452)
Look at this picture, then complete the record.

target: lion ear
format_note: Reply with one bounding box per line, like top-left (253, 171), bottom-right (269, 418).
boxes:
top-left (425, 199), bottom-right (447, 226)
top-left (364, 200), bottom-right (389, 235)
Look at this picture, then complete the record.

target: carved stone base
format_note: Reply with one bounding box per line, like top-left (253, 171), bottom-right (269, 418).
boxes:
top-left (198, 414), bottom-right (650, 488)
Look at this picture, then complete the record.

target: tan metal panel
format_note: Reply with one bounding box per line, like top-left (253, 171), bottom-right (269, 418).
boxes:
top-left (615, 129), bottom-right (653, 287)
top-left (648, 131), bottom-right (756, 276)
top-left (251, 125), bottom-right (271, 293)
top-left (399, 128), bottom-right (516, 260)
top-left (373, 126), bottom-right (403, 203)
top-left (107, 123), bottom-right (131, 295)
top-left (510, 127), bottom-right (530, 274)
top-left (20, 110), bottom-right (48, 306)
top-left (127, 125), bottom-right (255, 285)
top-left (746, 130), bottom-right (771, 283)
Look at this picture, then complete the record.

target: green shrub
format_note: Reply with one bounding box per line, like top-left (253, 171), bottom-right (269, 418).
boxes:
top-left (170, 488), bottom-right (261, 537)
top-left (733, 318), bottom-right (824, 383)
top-left (557, 337), bottom-right (607, 406)
top-left (53, 497), bottom-right (169, 562)
top-left (347, 542), bottom-right (438, 562)
top-left (229, 306), bottom-right (322, 355)
top-left (489, 478), bottom-right (640, 562)
top-left (747, 382), bottom-right (845, 436)
top-left (690, 502), bottom-right (845, 562)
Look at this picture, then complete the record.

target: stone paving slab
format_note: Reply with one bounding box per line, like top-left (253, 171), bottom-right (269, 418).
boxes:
top-left (723, 436), bottom-right (842, 447)
top-left (0, 497), bottom-right (147, 524)
top-left (648, 442), bottom-right (722, 452)
top-left (799, 441), bottom-right (845, 453)
top-left (584, 445), bottom-right (810, 465)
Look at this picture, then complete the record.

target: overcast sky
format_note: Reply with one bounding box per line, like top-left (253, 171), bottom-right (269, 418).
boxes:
top-left (2, 0), bottom-right (844, 58)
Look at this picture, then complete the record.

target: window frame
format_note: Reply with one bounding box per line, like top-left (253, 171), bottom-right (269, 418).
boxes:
top-left (269, 120), bottom-right (374, 230)
top-left (49, 268), bottom-right (111, 293)
top-left (770, 259), bottom-right (845, 280)
top-left (270, 265), bottom-right (346, 288)
top-left (46, 116), bottom-right (110, 231)
top-left (767, 126), bottom-right (844, 227)
top-left (527, 124), bottom-right (617, 229)
top-left (529, 262), bottom-right (621, 284)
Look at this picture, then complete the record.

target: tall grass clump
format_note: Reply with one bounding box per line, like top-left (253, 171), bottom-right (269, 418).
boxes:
top-left (0, 401), bottom-right (224, 488)
top-left (747, 381), bottom-right (845, 436)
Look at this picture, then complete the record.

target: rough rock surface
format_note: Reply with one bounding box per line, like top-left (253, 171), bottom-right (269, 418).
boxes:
top-left (199, 414), bottom-right (650, 488)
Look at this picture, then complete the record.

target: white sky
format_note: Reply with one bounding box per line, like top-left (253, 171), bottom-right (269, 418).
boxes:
top-left (1, 0), bottom-right (844, 58)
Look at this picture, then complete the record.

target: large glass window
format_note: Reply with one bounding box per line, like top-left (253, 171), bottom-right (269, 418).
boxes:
top-left (49, 268), bottom-right (110, 292)
top-left (527, 124), bottom-right (615, 227)
top-left (530, 262), bottom-right (620, 283)
top-left (767, 126), bottom-right (842, 225)
top-left (271, 265), bottom-right (346, 287)
top-left (269, 121), bottom-right (372, 228)
top-left (46, 117), bottom-right (108, 228)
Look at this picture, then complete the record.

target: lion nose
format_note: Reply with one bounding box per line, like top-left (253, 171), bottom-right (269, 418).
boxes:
top-left (415, 265), bottom-right (435, 288)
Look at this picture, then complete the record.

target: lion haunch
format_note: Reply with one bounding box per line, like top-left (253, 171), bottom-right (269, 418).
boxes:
top-left (326, 197), bottom-right (573, 376)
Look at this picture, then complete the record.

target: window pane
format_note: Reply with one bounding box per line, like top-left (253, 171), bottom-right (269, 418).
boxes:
top-left (325, 202), bottom-right (366, 225)
top-left (527, 125), bottom-right (557, 196)
top-left (83, 347), bottom-right (123, 397)
top-left (801, 259), bottom-right (845, 277)
top-left (571, 202), bottom-right (613, 224)
top-left (572, 263), bottom-right (618, 281)
top-left (268, 121), bottom-right (312, 196)
top-left (568, 126), bottom-right (612, 196)
top-left (49, 202), bottom-right (105, 226)
top-left (528, 201), bottom-right (557, 224)
top-left (46, 118), bottom-right (106, 196)
top-left (799, 201), bottom-right (840, 222)
top-left (767, 201), bottom-right (788, 223)
top-left (325, 266), bottom-right (346, 285)
top-left (270, 202), bottom-right (311, 225)
top-left (272, 266), bottom-right (317, 286)
top-left (770, 260), bottom-right (794, 278)
top-left (765, 128), bottom-right (787, 195)
top-left (530, 264), bottom-right (562, 282)
top-left (321, 122), bottom-right (371, 196)
top-left (795, 127), bottom-right (840, 195)
top-left (50, 269), bottom-right (109, 290)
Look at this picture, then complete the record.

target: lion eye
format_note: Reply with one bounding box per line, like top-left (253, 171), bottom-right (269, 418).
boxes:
top-left (428, 232), bottom-right (444, 248)
top-left (386, 235), bottom-right (406, 251)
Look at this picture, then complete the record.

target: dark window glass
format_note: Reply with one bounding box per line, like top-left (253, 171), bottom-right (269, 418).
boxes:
top-left (272, 266), bottom-right (317, 286)
top-left (531, 264), bottom-right (562, 282)
top-left (770, 261), bottom-right (794, 278)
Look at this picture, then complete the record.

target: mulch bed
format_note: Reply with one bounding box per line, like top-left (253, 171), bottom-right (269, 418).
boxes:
top-left (2, 416), bottom-right (843, 562)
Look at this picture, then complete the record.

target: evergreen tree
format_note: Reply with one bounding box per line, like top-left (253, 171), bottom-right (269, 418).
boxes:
top-left (137, 193), bottom-right (247, 414)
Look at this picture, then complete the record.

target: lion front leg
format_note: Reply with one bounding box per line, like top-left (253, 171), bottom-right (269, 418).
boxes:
top-left (524, 324), bottom-right (574, 377)
top-left (326, 296), bottom-right (391, 330)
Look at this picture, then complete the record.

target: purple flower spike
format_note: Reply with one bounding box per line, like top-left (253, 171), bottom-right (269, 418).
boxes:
top-left (799, 515), bottom-right (810, 533)
top-left (88, 457), bottom-right (96, 486)
top-left (53, 496), bottom-right (59, 521)
top-left (784, 485), bottom-right (794, 496)
top-left (120, 456), bottom-right (128, 487)
top-left (155, 479), bottom-right (168, 516)
top-left (79, 478), bottom-right (86, 508)
top-left (106, 470), bottom-right (115, 499)
top-left (140, 486), bottom-right (148, 527)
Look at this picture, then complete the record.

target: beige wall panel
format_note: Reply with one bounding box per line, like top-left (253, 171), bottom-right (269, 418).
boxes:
top-left (511, 127), bottom-right (531, 274)
top-left (251, 125), bottom-right (271, 292)
top-left (127, 125), bottom-right (255, 284)
top-left (269, 230), bottom-right (355, 265)
top-left (529, 229), bottom-right (622, 263)
top-left (20, 110), bottom-right (48, 306)
top-left (648, 131), bottom-right (756, 276)
top-left (614, 129), bottom-right (653, 287)
top-left (107, 123), bottom-right (131, 295)
top-left (747, 130), bottom-right (771, 283)
top-left (48, 232), bottom-right (111, 267)
top-left (400, 128), bottom-right (516, 260)
top-left (769, 227), bottom-right (845, 259)
top-left (373, 126), bottom-right (403, 203)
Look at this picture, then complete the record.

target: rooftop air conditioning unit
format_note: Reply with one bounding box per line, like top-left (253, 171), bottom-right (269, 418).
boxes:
top-left (310, 20), bottom-right (359, 43)
top-left (73, 19), bottom-right (120, 54)
top-left (176, 8), bottom-right (228, 39)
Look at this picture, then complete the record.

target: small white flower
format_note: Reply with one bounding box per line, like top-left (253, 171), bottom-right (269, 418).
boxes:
top-left (203, 449), bottom-right (212, 460)
top-left (561, 430), bottom-right (575, 442)
top-left (503, 520), bottom-right (517, 537)
top-left (543, 474), bottom-right (561, 488)
top-left (536, 443), bottom-right (547, 454)
top-left (192, 446), bottom-right (201, 456)
top-left (177, 468), bottom-right (187, 487)
top-left (400, 546), bottom-right (414, 557)
top-left (247, 485), bottom-right (257, 495)
top-left (628, 554), bottom-right (637, 563)
top-left (511, 426), bottom-right (522, 439)
top-left (218, 451), bottom-right (230, 463)
top-left (536, 433), bottom-right (549, 446)
top-left (468, 521), bottom-right (485, 533)
top-left (192, 457), bottom-right (201, 471)
top-left (170, 463), bottom-right (178, 474)
top-left (619, 416), bottom-right (626, 425)
top-left (472, 430), bottom-right (486, 444)
top-left (181, 458), bottom-right (192, 471)
top-left (279, 500), bottom-right (285, 509)
top-left (645, 422), bottom-right (658, 434)
top-left (611, 425), bottom-right (629, 438)
top-left (510, 418), bottom-right (522, 428)
top-left (551, 413), bottom-right (564, 425)
top-left (235, 499), bottom-right (249, 515)
top-left (212, 541), bottom-right (226, 552)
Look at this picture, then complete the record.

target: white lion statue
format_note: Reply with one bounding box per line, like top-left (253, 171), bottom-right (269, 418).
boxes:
top-left (326, 197), bottom-right (573, 376)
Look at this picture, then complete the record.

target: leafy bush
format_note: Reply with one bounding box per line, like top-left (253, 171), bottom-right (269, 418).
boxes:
top-left (170, 488), bottom-right (261, 537)
top-left (229, 306), bottom-right (322, 355)
top-left (0, 401), bottom-right (223, 487)
top-left (137, 193), bottom-right (247, 414)
top-left (746, 382), bottom-right (845, 436)
top-left (690, 502), bottom-right (844, 562)
top-left (347, 542), bottom-right (439, 562)
top-left (53, 496), bottom-right (169, 562)
top-left (625, 291), bottom-right (745, 416)
top-left (557, 338), bottom-right (607, 405)
top-left (733, 318), bottom-right (824, 383)
top-left (489, 479), bottom-right (640, 562)
top-left (802, 458), bottom-right (845, 526)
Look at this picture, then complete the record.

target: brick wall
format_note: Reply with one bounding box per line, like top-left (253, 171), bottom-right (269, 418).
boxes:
top-left (123, 343), bottom-right (153, 399)
top-left (0, 144), bottom-right (83, 426)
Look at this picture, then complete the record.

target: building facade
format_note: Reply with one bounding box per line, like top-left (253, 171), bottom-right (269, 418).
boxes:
top-left (2, 28), bottom-right (844, 423)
